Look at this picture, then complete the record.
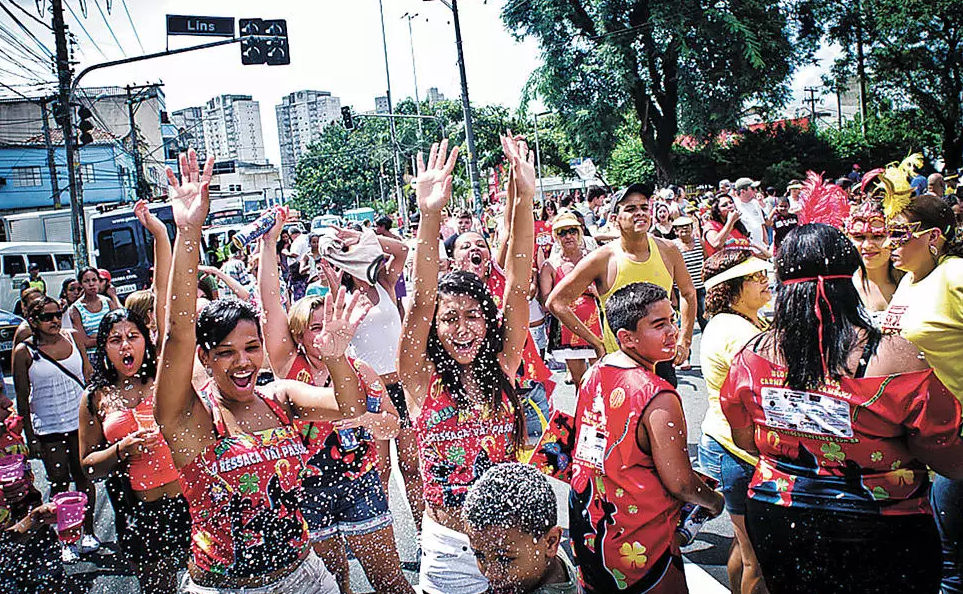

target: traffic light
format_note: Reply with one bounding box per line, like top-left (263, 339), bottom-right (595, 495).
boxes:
top-left (77, 105), bottom-right (94, 146)
top-left (239, 18), bottom-right (289, 66)
top-left (341, 106), bottom-right (354, 130)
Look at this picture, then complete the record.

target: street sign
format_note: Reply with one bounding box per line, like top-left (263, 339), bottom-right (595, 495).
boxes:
top-left (167, 15), bottom-right (235, 38)
top-left (569, 157), bottom-right (585, 169)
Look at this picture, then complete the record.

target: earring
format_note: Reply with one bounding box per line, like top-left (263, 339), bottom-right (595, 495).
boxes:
top-left (930, 244), bottom-right (939, 257)
top-left (205, 367), bottom-right (213, 375)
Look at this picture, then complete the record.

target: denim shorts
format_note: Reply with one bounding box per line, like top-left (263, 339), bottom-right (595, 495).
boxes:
top-left (520, 381), bottom-right (550, 442)
top-left (698, 435), bottom-right (754, 515)
top-left (300, 469), bottom-right (392, 541)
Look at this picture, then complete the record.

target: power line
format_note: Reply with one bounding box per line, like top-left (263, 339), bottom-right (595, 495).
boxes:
top-left (119, 0), bottom-right (142, 53)
top-left (92, 0), bottom-right (125, 58)
top-left (7, 0), bottom-right (53, 30)
top-left (63, 0), bottom-right (107, 59)
top-left (0, 79), bottom-right (36, 101)
top-left (0, 0), bottom-right (54, 57)
top-left (0, 21), bottom-right (52, 68)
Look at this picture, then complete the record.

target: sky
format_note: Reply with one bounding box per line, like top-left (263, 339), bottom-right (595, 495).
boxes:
top-left (2, 0), bottom-right (836, 166)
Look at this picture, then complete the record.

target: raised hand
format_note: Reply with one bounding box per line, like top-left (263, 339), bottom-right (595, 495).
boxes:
top-left (166, 148), bottom-right (214, 231)
top-left (317, 259), bottom-right (343, 292)
top-left (263, 206), bottom-right (289, 244)
top-left (313, 286), bottom-right (372, 359)
top-left (501, 132), bottom-right (536, 200)
top-left (415, 139), bottom-right (459, 214)
top-left (133, 199), bottom-right (165, 234)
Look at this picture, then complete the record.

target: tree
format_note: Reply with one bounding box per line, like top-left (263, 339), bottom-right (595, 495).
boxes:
top-left (814, 0), bottom-right (963, 169)
top-left (502, 0), bottom-right (814, 182)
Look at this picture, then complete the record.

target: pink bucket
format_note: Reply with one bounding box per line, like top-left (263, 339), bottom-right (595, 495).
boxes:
top-left (0, 454), bottom-right (25, 483)
top-left (52, 491), bottom-right (87, 543)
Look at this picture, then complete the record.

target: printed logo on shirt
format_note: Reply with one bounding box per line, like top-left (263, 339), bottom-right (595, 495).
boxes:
top-left (881, 305), bottom-right (908, 335)
top-left (760, 387), bottom-right (854, 439)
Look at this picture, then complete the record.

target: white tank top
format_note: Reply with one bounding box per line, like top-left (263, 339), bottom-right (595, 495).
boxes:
top-left (350, 282), bottom-right (402, 375)
top-left (27, 335), bottom-right (85, 435)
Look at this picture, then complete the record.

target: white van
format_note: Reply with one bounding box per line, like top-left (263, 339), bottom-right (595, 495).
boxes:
top-left (0, 242), bottom-right (75, 312)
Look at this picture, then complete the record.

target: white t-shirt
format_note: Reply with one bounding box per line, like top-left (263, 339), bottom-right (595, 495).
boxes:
top-left (290, 234), bottom-right (311, 259)
top-left (734, 198), bottom-right (767, 247)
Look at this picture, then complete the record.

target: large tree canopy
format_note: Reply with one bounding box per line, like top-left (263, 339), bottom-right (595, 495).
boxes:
top-left (502, 0), bottom-right (815, 182)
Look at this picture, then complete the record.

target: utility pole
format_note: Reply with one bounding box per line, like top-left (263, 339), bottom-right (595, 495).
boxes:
top-left (51, 0), bottom-right (87, 269)
top-left (40, 99), bottom-right (62, 209)
top-left (377, 0), bottom-right (405, 225)
top-left (126, 85), bottom-right (146, 200)
top-left (402, 12), bottom-right (423, 145)
top-left (804, 87), bottom-right (819, 121)
top-left (855, 0), bottom-right (868, 137)
top-left (450, 0), bottom-right (483, 217)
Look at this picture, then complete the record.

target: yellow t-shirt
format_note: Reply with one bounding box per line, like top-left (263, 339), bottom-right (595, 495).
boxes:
top-left (882, 256), bottom-right (963, 402)
top-left (699, 312), bottom-right (760, 465)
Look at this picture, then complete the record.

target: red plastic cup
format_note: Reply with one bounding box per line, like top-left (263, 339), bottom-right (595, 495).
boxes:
top-left (0, 454), bottom-right (25, 483)
top-left (52, 491), bottom-right (87, 544)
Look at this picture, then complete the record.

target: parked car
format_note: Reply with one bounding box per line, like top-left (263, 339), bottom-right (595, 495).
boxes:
top-left (311, 214), bottom-right (343, 231)
top-left (0, 308), bottom-right (23, 357)
top-left (0, 242), bottom-right (75, 312)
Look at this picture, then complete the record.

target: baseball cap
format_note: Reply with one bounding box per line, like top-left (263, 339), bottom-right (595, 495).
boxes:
top-left (786, 180), bottom-right (804, 190)
top-left (28, 263), bottom-right (39, 271)
top-left (734, 177), bottom-right (761, 191)
top-left (671, 216), bottom-right (694, 227)
top-left (98, 269), bottom-right (111, 282)
top-left (607, 182), bottom-right (654, 212)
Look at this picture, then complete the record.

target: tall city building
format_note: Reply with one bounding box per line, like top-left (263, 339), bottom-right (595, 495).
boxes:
top-left (275, 90), bottom-right (342, 187)
top-left (170, 106), bottom-right (207, 161)
top-left (202, 94), bottom-right (266, 164)
top-left (374, 96), bottom-right (390, 114)
top-left (427, 87), bottom-right (446, 105)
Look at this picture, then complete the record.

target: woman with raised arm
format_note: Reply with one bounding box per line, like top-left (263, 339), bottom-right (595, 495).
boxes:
top-left (155, 149), bottom-right (367, 594)
top-left (256, 208), bottom-right (411, 594)
top-left (398, 136), bottom-right (534, 594)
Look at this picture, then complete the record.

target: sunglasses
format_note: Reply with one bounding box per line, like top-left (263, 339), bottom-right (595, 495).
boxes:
top-left (745, 271), bottom-right (769, 284)
top-left (887, 221), bottom-right (937, 247)
top-left (556, 227), bottom-right (580, 238)
top-left (35, 310), bottom-right (63, 322)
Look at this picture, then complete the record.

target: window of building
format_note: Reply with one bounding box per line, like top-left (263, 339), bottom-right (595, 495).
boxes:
top-left (80, 164), bottom-right (96, 184)
top-left (12, 166), bottom-right (42, 187)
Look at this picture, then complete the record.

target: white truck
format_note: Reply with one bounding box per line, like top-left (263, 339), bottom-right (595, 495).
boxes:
top-left (2, 207), bottom-right (99, 244)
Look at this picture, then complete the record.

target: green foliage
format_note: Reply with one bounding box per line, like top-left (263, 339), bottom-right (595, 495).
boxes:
top-left (502, 0), bottom-right (815, 181)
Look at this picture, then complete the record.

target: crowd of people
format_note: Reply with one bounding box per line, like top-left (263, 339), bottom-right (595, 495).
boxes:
top-left (0, 134), bottom-right (961, 594)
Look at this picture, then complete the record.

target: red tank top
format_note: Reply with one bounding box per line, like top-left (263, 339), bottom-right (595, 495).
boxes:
top-left (486, 266), bottom-right (556, 396)
top-left (285, 354), bottom-right (380, 482)
top-left (569, 361), bottom-right (683, 591)
top-left (552, 264), bottom-right (602, 348)
top-left (101, 394), bottom-right (180, 491)
top-left (416, 374), bottom-right (517, 508)
top-left (177, 385), bottom-right (310, 579)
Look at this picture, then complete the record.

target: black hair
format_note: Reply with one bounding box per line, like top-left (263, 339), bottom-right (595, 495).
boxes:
top-left (427, 270), bottom-right (525, 452)
top-left (702, 249), bottom-right (760, 325)
top-left (709, 194), bottom-right (750, 237)
top-left (903, 193), bottom-right (963, 258)
top-left (539, 200), bottom-right (557, 222)
top-left (463, 463), bottom-right (557, 538)
top-left (91, 308), bottom-right (157, 391)
top-left (776, 196), bottom-right (791, 206)
top-left (604, 282), bottom-right (670, 339)
top-left (587, 186), bottom-right (607, 201)
top-left (376, 215), bottom-right (393, 230)
top-left (771, 224), bottom-right (880, 390)
top-left (60, 277), bottom-right (79, 300)
top-left (196, 298), bottom-right (262, 352)
top-left (77, 266), bottom-right (100, 284)
top-left (26, 295), bottom-right (58, 322)
top-left (559, 194), bottom-right (575, 208)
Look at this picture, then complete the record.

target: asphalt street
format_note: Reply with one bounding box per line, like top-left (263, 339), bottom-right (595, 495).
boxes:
top-left (6, 329), bottom-right (733, 593)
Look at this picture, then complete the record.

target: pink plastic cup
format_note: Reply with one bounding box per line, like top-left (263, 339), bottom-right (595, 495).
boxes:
top-left (52, 491), bottom-right (87, 543)
top-left (0, 455), bottom-right (25, 483)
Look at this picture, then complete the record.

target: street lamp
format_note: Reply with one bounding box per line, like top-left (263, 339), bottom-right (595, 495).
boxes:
top-left (377, 0), bottom-right (406, 225)
top-left (401, 12), bottom-right (424, 145)
top-left (532, 111), bottom-right (551, 202)
top-left (423, 0), bottom-right (483, 217)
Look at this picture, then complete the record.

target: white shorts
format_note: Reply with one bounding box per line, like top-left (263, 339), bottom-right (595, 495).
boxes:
top-left (420, 515), bottom-right (489, 594)
top-left (179, 551), bottom-right (339, 594)
top-left (550, 347), bottom-right (597, 361)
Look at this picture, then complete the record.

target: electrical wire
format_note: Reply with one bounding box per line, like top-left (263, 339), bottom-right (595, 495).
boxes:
top-left (119, 0), bottom-right (142, 53)
top-left (63, 0), bottom-right (107, 59)
top-left (0, 0), bottom-right (53, 57)
top-left (0, 21), bottom-right (52, 69)
top-left (92, 0), bottom-right (126, 58)
top-left (8, 0), bottom-right (52, 30)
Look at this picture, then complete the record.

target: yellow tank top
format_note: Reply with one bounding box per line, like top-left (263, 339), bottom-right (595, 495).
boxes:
top-left (599, 235), bottom-right (674, 352)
